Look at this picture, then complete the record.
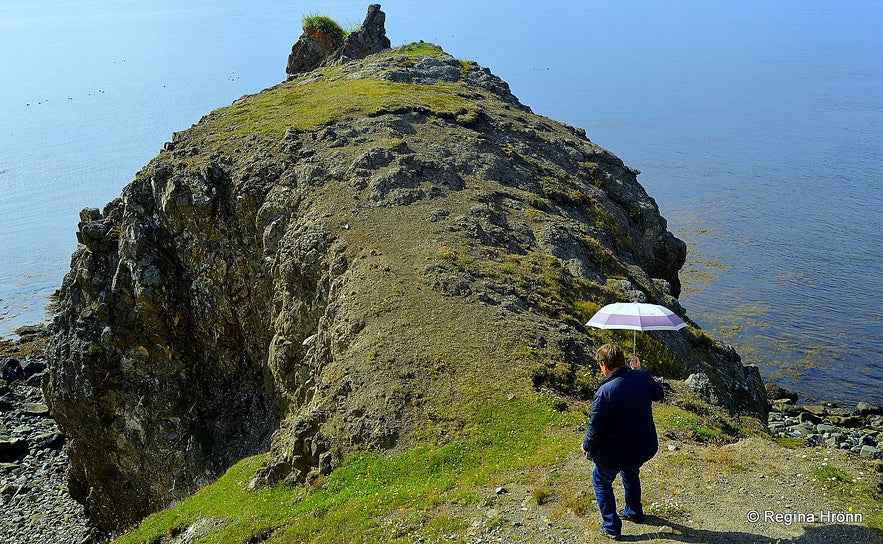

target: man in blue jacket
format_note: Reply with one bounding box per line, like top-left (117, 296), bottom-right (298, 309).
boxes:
top-left (581, 343), bottom-right (664, 539)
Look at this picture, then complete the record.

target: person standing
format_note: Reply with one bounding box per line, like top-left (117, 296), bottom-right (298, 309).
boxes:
top-left (581, 343), bottom-right (664, 539)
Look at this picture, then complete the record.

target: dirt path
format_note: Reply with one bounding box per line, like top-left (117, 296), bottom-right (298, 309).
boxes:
top-left (436, 434), bottom-right (882, 544)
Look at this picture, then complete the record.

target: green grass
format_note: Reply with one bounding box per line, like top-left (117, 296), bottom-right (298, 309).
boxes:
top-left (171, 44), bottom-right (491, 166)
top-left (397, 42), bottom-right (445, 57)
top-left (813, 464), bottom-right (852, 489)
top-left (114, 394), bottom-right (583, 544)
top-left (773, 436), bottom-right (805, 448)
top-left (198, 76), bottom-right (478, 148)
top-left (301, 13), bottom-right (347, 41)
top-left (811, 463), bottom-right (883, 531)
top-left (656, 403), bottom-right (747, 444)
top-left (165, 71), bottom-right (475, 168)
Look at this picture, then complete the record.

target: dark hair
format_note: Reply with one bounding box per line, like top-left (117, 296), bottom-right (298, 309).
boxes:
top-left (596, 343), bottom-right (625, 370)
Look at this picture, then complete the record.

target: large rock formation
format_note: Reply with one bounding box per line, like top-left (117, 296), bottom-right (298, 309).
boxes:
top-left (44, 35), bottom-right (767, 533)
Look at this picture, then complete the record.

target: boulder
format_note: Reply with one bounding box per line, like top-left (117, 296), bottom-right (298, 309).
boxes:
top-left (766, 383), bottom-right (798, 402)
top-left (285, 23), bottom-right (344, 76)
top-left (855, 402), bottom-right (883, 417)
top-left (0, 438), bottom-right (28, 462)
top-left (828, 415), bottom-right (864, 428)
top-left (1, 358), bottom-right (23, 382)
top-left (798, 411), bottom-right (821, 425)
top-left (32, 432), bottom-right (65, 451)
top-left (686, 372), bottom-right (721, 405)
top-left (21, 357), bottom-right (45, 377)
top-left (860, 445), bottom-right (882, 459)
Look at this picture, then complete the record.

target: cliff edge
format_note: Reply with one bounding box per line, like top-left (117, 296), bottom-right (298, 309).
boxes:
top-left (43, 7), bottom-right (767, 534)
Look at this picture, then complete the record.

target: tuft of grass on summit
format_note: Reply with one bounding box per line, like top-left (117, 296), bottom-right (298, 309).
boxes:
top-left (301, 13), bottom-right (347, 41)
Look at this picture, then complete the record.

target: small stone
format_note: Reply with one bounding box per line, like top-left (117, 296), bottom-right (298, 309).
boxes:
top-left (33, 432), bottom-right (65, 451)
top-left (1, 358), bottom-right (24, 382)
top-left (495, 486), bottom-right (507, 495)
top-left (668, 444), bottom-right (679, 451)
top-left (21, 359), bottom-right (45, 377)
top-left (23, 403), bottom-right (50, 416)
top-left (26, 373), bottom-right (44, 388)
top-left (859, 445), bottom-right (881, 459)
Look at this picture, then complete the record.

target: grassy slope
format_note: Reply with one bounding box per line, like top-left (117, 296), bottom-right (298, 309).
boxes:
top-left (116, 393), bottom-right (579, 544)
top-left (115, 397), bottom-right (883, 543)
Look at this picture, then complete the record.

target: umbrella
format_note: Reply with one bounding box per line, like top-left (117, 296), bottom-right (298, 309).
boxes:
top-left (585, 302), bottom-right (687, 357)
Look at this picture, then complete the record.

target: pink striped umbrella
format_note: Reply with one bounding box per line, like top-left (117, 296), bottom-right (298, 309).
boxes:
top-left (585, 302), bottom-right (687, 356)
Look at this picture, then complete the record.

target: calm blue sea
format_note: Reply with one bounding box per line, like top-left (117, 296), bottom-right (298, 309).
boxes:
top-left (1, 1), bottom-right (880, 405)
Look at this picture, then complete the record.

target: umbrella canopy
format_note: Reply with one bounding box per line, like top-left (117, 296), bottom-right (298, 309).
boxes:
top-left (586, 301), bottom-right (686, 373)
top-left (586, 302), bottom-right (687, 332)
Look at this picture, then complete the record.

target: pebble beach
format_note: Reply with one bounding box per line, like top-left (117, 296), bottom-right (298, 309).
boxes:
top-left (1, 328), bottom-right (89, 544)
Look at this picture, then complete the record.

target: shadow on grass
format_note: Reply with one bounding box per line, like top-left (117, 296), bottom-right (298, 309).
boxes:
top-left (615, 515), bottom-right (883, 543)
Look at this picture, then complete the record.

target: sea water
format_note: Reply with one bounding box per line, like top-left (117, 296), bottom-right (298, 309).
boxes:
top-left (1, 0), bottom-right (880, 405)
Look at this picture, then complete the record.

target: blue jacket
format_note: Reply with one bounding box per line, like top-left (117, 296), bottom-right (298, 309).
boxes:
top-left (582, 367), bottom-right (664, 469)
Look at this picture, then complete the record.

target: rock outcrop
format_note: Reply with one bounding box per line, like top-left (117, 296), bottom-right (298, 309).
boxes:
top-left (286, 4), bottom-right (391, 78)
top-left (44, 33), bottom-right (767, 533)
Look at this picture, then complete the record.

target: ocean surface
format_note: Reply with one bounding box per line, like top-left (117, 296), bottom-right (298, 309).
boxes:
top-left (1, 1), bottom-right (880, 406)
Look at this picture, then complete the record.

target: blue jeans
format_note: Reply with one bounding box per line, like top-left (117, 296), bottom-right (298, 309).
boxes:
top-left (592, 463), bottom-right (644, 535)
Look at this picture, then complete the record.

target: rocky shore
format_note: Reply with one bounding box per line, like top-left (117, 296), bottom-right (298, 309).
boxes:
top-left (1, 327), bottom-right (89, 544)
top-left (767, 385), bottom-right (883, 460)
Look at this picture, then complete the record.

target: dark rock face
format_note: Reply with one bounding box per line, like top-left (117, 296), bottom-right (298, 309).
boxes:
top-left (285, 25), bottom-right (344, 76)
top-left (286, 4), bottom-right (391, 78)
top-left (334, 4), bottom-right (391, 63)
top-left (44, 40), bottom-right (766, 532)
top-left (46, 178), bottom-right (278, 529)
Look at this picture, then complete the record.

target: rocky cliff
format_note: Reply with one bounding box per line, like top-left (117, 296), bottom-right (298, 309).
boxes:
top-left (44, 7), bottom-right (767, 534)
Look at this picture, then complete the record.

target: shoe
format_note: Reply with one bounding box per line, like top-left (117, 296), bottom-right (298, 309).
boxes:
top-left (599, 527), bottom-right (620, 540)
top-left (619, 509), bottom-right (645, 523)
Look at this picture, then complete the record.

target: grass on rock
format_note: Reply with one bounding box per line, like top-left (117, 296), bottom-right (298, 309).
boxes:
top-left (114, 394), bottom-right (583, 544)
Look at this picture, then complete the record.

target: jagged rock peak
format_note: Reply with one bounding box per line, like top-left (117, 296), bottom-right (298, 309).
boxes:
top-left (286, 4), bottom-right (391, 78)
